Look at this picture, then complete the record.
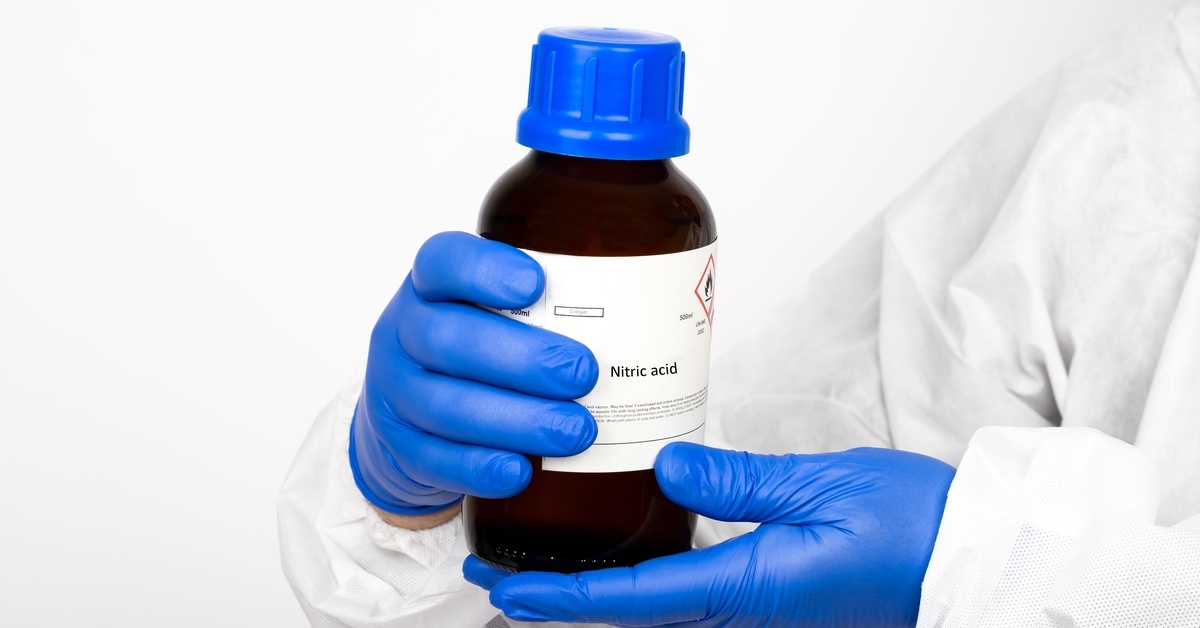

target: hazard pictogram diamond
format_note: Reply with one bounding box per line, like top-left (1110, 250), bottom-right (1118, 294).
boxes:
top-left (694, 254), bottom-right (716, 323)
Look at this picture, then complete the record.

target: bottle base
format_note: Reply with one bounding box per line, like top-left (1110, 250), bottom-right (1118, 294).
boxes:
top-left (468, 518), bottom-right (695, 574)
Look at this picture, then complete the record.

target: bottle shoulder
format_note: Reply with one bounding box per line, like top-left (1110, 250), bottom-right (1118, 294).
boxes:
top-left (478, 151), bottom-right (716, 256)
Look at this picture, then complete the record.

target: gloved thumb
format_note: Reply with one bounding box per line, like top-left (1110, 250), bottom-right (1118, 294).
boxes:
top-left (654, 442), bottom-right (882, 525)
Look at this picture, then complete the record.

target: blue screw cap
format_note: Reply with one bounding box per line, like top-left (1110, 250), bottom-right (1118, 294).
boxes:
top-left (517, 26), bottom-right (689, 161)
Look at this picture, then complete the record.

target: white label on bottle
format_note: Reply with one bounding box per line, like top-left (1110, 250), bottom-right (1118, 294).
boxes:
top-left (486, 241), bottom-right (716, 473)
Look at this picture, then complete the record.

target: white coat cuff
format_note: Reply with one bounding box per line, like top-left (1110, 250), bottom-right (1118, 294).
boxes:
top-left (364, 505), bottom-right (465, 572)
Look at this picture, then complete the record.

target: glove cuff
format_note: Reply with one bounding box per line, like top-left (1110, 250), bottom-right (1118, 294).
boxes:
top-left (348, 413), bottom-right (463, 516)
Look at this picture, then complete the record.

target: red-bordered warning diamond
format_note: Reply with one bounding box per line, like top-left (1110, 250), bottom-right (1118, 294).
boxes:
top-left (694, 254), bottom-right (716, 324)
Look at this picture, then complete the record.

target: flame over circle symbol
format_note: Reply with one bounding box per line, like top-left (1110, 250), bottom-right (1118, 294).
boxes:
top-left (694, 253), bottom-right (716, 323)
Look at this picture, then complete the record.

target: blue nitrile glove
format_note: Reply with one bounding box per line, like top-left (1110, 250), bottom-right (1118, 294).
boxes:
top-left (349, 231), bottom-right (600, 515)
top-left (464, 442), bottom-right (955, 627)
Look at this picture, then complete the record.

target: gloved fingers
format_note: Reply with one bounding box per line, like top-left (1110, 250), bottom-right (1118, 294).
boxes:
top-left (654, 442), bottom-right (881, 525)
top-left (371, 416), bottom-right (534, 499)
top-left (484, 538), bottom-right (754, 626)
top-left (411, 231), bottom-right (544, 309)
top-left (462, 555), bottom-right (515, 591)
top-left (393, 276), bottom-right (598, 400)
top-left (366, 347), bottom-right (596, 457)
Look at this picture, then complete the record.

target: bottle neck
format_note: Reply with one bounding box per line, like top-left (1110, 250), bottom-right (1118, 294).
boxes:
top-left (531, 150), bottom-right (672, 185)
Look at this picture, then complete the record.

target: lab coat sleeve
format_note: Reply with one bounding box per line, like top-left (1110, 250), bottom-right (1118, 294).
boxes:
top-left (918, 427), bottom-right (1200, 627)
top-left (276, 370), bottom-right (502, 628)
top-left (895, 2), bottom-right (1200, 623)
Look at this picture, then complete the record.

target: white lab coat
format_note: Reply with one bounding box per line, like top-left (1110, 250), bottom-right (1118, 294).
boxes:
top-left (278, 4), bottom-right (1200, 626)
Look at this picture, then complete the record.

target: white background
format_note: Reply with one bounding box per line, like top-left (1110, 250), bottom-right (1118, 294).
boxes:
top-left (0, 0), bottom-right (1181, 624)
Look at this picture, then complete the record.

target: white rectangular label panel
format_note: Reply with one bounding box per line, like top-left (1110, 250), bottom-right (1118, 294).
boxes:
top-left (487, 241), bottom-right (716, 473)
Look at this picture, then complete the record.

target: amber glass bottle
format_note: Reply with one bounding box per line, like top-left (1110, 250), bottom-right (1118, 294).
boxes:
top-left (464, 27), bottom-right (716, 573)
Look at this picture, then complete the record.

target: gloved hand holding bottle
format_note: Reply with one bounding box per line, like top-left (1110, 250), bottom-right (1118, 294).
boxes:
top-left (465, 442), bottom-right (955, 627)
top-left (348, 230), bottom-right (600, 519)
